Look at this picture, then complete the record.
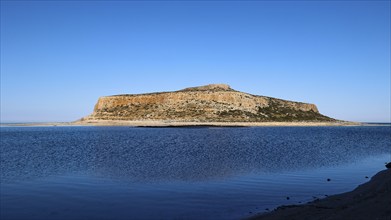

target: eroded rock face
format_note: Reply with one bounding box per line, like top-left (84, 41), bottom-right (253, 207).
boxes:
top-left (83, 84), bottom-right (334, 122)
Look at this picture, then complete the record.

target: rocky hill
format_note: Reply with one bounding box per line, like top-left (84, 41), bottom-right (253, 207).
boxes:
top-left (81, 84), bottom-right (335, 122)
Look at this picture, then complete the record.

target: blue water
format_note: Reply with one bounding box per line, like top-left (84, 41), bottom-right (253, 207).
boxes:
top-left (0, 126), bottom-right (390, 220)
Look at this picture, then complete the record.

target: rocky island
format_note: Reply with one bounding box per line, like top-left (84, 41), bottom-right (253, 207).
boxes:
top-left (74, 84), bottom-right (353, 127)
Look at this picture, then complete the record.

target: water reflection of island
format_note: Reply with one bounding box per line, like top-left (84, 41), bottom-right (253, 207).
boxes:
top-left (1, 127), bottom-right (390, 183)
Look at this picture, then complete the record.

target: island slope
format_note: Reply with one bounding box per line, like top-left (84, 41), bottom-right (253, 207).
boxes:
top-left (80, 84), bottom-right (336, 123)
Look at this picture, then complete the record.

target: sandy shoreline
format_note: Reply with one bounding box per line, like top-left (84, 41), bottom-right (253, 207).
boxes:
top-left (1, 120), bottom-right (366, 127)
top-left (249, 168), bottom-right (391, 220)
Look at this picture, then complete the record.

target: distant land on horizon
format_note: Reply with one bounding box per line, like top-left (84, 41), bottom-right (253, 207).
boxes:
top-left (80, 84), bottom-right (337, 123)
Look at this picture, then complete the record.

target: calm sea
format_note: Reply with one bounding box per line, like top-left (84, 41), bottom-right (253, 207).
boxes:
top-left (1, 126), bottom-right (390, 219)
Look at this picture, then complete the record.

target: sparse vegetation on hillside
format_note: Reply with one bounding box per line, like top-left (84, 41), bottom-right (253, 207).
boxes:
top-left (87, 84), bottom-right (336, 122)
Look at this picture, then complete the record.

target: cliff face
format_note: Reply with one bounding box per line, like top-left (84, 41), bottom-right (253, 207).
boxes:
top-left (83, 84), bottom-right (334, 122)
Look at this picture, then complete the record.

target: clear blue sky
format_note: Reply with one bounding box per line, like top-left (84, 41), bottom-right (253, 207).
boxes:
top-left (1, 1), bottom-right (390, 122)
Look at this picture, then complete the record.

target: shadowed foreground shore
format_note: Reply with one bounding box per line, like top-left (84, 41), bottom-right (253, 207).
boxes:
top-left (249, 168), bottom-right (391, 220)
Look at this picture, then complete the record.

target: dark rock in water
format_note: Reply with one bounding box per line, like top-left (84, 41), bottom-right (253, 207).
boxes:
top-left (327, 178), bottom-right (331, 181)
top-left (365, 176), bottom-right (369, 179)
top-left (386, 162), bottom-right (391, 169)
top-left (286, 197), bottom-right (290, 200)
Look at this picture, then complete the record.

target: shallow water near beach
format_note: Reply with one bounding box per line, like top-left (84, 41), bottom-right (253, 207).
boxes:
top-left (1, 126), bottom-right (390, 219)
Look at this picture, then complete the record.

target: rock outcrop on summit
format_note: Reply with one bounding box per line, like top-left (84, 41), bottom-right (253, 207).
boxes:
top-left (81, 84), bottom-right (335, 122)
